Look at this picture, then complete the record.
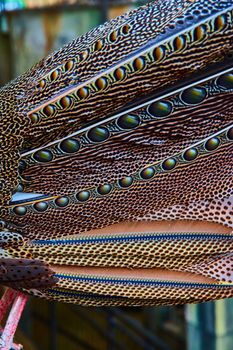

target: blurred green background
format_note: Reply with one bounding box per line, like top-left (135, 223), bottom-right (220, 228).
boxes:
top-left (0, 1), bottom-right (233, 349)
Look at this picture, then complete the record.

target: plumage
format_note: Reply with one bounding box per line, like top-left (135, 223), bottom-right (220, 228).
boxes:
top-left (0, 0), bottom-right (232, 312)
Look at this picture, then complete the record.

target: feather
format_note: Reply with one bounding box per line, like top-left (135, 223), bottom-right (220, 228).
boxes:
top-left (0, 0), bottom-right (232, 305)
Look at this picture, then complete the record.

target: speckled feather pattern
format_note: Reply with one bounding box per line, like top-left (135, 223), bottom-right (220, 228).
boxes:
top-left (0, 0), bottom-right (233, 305)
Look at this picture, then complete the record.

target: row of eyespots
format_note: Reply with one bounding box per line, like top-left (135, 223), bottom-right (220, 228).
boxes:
top-left (189, 13), bottom-right (229, 43)
top-left (107, 23), bottom-right (131, 44)
top-left (93, 23), bottom-right (131, 50)
top-left (37, 59), bottom-right (76, 91)
top-left (29, 34), bottom-right (183, 120)
top-left (14, 128), bottom-right (232, 217)
top-left (37, 49), bottom-right (90, 89)
top-left (168, 1), bottom-right (228, 31)
top-left (13, 177), bottom-right (135, 216)
top-left (140, 125), bottom-right (233, 181)
top-left (31, 11), bottom-right (231, 123)
top-left (138, 157), bottom-right (177, 181)
top-left (37, 10), bottom-right (230, 90)
top-left (167, 13), bottom-right (228, 51)
top-left (211, 13), bottom-right (228, 32)
top-left (12, 190), bottom-right (90, 216)
top-left (35, 23), bottom-right (131, 91)
top-left (32, 64), bottom-right (210, 125)
top-left (31, 114), bottom-right (141, 163)
top-left (29, 71), bottom-right (233, 164)
top-left (169, 14), bottom-right (228, 51)
top-left (30, 87), bottom-right (90, 124)
top-left (147, 72), bottom-right (233, 118)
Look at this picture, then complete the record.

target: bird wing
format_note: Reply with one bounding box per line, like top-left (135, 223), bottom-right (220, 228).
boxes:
top-left (0, 0), bottom-right (233, 305)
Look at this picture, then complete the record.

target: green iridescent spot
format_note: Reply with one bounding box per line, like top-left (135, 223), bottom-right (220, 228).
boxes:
top-left (117, 114), bottom-right (140, 129)
top-left (76, 191), bottom-right (90, 202)
top-left (140, 167), bottom-right (155, 180)
top-left (162, 158), bottom-right (177, 171)
top-left (227, 127), bottom-right (233, 140)
top-left (148, 100), bottom-right (173, 118)
top-left (13, 206), bottom-right (27, 216)
top-left (183, 148), bottom-right (198, 161)
top-left (97, 184), bottom-right (112, 195)
top-left (118, 176), bottom-right (134, 188)
top-left (217, 73), bottom-right (233, 90)
top-left (87, 127), bottom-right (110, 143)
top-left (19, 160), bottom-right (26, 171)
top-left (60, 139), bottom-right (80, 153)
top-left (55, 196), bottom-right (69, 207)
top-left (16, 184), bottom-right (24, 192)
top-left (34, 150), bottom-right (53, 163)
top-left (33, 202), bottom-right (48, 212)
top-left (181, 87), bottom-right (207, 105)
top-left (205, 137), bottom-right (220, 151)
top-left (30, 113), bottom-right (40, 124)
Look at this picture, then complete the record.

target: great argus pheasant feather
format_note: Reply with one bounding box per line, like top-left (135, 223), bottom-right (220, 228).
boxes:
top-left (0, 0), bottom-right (233, 347)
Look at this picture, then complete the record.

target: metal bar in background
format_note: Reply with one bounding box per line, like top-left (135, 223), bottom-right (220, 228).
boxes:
top-left (33, 311), bottom-right (98, 350)
top-left (68, 306), bottom-right (128, 350)
top-left (107, 310), bottom-right (116, 350)
top-left (112, 316), bottom-right (156, 350)
top-left (186, 300), bottom-right (233, 350)
top-left (104, 308), bottom-right (172, 350)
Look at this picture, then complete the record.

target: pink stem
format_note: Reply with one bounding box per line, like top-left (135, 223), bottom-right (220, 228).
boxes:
top-left (0, 289), bottom-right (17, 323)
top-left (0, 292), bottom-right (28, 350)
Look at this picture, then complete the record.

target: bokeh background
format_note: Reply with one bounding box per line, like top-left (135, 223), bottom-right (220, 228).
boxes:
top-left (0, 1), bottom-right (233, 349)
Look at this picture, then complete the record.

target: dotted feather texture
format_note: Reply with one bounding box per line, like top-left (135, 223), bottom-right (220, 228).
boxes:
top-left (0, 0), bottom-right (232, 305)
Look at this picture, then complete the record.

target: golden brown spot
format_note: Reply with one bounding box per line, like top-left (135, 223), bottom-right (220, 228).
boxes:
top-left (51, 69), bottom-right (60, 81)
top-left (114, 67), bottom-right (126, 81)
top-left (121, 24), bottom-right (130, 35)
top-left (193, 24), bottom-right (206, 42)
top-left (214, 15), bottom-right (226, 31)
top-left (109, 31), bottom-right (117, 42)
top-left (80, 50), bottom-right (89, 61)
top-left (60, 96), bottom-right (72, 109)
top-left (173, 35), bottom-right (185, 51)
top-left (43, 104), bottom-right (56, 117)
top-left (64, 60), bottom-right (75, 71)
top-left (153, 46), bottom-right (165, 62)
top-left (94, 39), bottom-right (103, 51)
top-left (39, 79), bottom-right (46, 89)
top-left (95, 77), bottom-right (108, 90)
top-left (77, 87), bottom-right (89, 99)
top-left (133, 57), bottom-right (146, 71)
